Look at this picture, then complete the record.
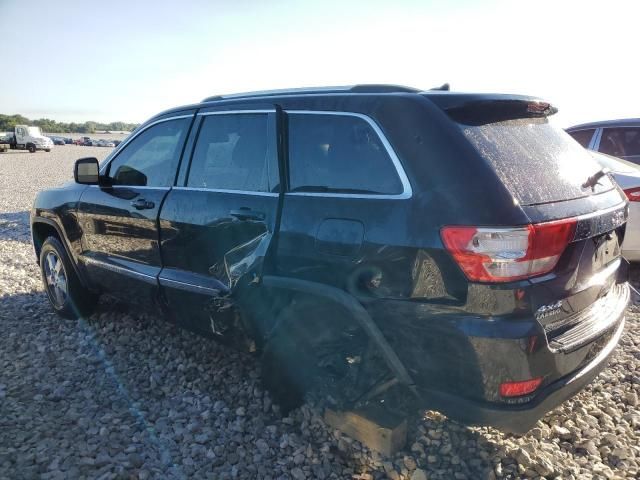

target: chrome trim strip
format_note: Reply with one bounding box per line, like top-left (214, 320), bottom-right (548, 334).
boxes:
top-left (83, 257), bottom-right (157, 284)
top-left (99, 114), bottom-right (194, 175)
top-left (197, 110), bottom-right (275, 116)
top-left (159, 277), bottom-right (220, 295)
top-left (284, 110), bottom-right (412, 200)
top-left (87, 185), bottom-right (171, 191)
top-left (173, 186), bottom-right (278, 197)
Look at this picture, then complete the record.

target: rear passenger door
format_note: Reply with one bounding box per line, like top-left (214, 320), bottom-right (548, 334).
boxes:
top-left (275, 110), bottom-right (412, 290)
top-left (158, 109), bottom-right (281, 335)
top-left (77, 115), bottom-right (193, 306)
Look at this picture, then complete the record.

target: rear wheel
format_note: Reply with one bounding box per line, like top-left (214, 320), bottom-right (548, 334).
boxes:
top-left (39, 237), bottom-right (98, 319)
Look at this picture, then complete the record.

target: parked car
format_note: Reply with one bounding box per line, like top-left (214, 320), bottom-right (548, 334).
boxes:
top-left (0, 134), bottom-right (10, 152)
top-left (590, 151), bottom-right (640, 262)
top-left (31, 85), bottom-right (630, 434)
top-left (49, 136), bottom-right (66, 146)
top-left (111, 139), bottom-right (122, 146)
top-left (96, 139), bottom-right (115, 147)
top-left (567, 119), bottom-right (640, 164)
top-left (63, 137), bottom-right (73, 144)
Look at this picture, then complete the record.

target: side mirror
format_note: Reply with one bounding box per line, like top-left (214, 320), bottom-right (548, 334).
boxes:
top-left (74, 157), bottom-right (100, 185)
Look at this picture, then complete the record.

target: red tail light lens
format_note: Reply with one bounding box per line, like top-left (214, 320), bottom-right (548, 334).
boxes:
top-left (500, 377), bottom-right (543, 397)
top-left (441, 218), bottom-right (577, 283)
top-left (624, 187), bottom-right (640, 202)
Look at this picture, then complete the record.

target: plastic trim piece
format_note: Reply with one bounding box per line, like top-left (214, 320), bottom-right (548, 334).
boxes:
top-left (82, 256), bottom-right (158, 285)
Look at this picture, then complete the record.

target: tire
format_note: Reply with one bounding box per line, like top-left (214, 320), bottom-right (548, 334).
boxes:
top-left (39, 236), bottom-right (98, 319)
top-left (45, 149), bottom-right (51, 152)
top-left (28, 144), bottom-right (36, 153)
top-left (261, 300), bottom-right (368, 413)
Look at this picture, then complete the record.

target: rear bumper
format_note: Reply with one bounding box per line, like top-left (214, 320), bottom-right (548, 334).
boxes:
top-left (370, 274), bottom-right (629, 433)
top-left (418, 315), bottom-right (625, 433)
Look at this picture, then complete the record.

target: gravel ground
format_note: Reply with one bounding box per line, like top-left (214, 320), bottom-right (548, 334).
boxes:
top-left (0, 147), bottom-right (638, 479)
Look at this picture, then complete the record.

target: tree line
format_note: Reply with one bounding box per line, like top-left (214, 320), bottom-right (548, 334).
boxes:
top-left (0, 114), bottom-right (138, 134)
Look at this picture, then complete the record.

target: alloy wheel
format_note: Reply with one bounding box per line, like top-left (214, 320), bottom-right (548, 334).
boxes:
top-left (44, 251), bottom-right (68, 308)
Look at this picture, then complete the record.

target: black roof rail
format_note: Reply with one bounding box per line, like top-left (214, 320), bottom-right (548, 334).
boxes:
top-left (201, 84), bottom-right (421, 103)
top-left (349, 84), bottom-right (420, 93)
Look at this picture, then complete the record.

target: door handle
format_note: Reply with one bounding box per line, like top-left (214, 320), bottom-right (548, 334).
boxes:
top-left (229, 208), bottom-right (265, 221)
top-left (130, 198), bottom-right (155, 210)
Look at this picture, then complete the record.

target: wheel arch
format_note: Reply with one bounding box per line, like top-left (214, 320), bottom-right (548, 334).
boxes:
top-left (261, 275), bottom-right (417, 394)
top-left (31, 217), bottom-right (91, 289)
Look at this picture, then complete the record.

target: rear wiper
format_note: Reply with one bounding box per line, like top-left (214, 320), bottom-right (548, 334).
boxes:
top-left (289, 185), bottom-right (384, 195)
top-left (582, 168), bottom-right (610, 192)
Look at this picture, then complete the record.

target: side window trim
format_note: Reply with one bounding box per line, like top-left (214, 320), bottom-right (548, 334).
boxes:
top-left (99, 114), bottom-right (194, 178)
top-left (593, 128), bottom-right (603, 151)
top-left (179, 109), bottom-right (278, 194)
top-left (284, 110), bottom-right (413, 200)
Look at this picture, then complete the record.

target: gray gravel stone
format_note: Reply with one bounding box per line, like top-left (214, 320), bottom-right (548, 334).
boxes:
top-left (1, 146), bottom-right (638, 479)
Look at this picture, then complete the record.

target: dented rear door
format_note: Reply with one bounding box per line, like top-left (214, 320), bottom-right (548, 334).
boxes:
top-left (158, 108), bottom-right (281, 335)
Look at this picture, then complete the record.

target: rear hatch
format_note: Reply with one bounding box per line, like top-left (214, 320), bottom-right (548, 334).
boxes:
top-left (431, 94), bottom-right (628, 356)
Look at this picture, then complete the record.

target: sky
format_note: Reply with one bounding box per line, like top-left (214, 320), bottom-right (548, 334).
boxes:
top-left (1, 0), bottom-right (637, 127)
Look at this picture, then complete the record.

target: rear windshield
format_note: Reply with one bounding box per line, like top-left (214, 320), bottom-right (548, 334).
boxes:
top-left (461, 118), bottom-right (614, 206)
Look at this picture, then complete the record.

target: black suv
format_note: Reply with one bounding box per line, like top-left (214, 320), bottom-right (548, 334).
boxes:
top-left (31, 85), bottom-right (630, 433)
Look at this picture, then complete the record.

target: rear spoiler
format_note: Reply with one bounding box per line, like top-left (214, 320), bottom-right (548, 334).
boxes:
top-left (424, 94), bottom-right (558, 126)
top-left (445, 100), bottom-right (558, 125)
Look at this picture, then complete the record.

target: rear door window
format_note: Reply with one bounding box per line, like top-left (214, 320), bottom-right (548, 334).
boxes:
top-left (187, 113), bottom-right (278, 192)
top-left (287, 113), bottom-right (403, 195)
top-left (598, 127), bottom-right (640, 157)
top-left (461, 118), bottom-right (614, 206)
top-left (568, 129), bottom-right (596, 148)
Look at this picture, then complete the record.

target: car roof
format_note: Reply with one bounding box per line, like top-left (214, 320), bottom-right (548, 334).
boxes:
top-left (567, 118), bottom-right (640, 131)
top-left (148, 84), bottom-right (543, 122)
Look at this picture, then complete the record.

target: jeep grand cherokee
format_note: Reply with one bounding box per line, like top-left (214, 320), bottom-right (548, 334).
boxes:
top-left (31, 85), bottom-right (630, 433)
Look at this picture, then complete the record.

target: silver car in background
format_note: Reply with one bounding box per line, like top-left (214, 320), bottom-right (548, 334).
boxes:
top-left (568, 119), bottom-right (640, 165)
top-left (591, 151), bottom-right (640, 261)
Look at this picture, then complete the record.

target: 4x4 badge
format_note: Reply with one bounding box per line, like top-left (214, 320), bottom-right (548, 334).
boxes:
top-left (535, 300), bottom-right (564, 321)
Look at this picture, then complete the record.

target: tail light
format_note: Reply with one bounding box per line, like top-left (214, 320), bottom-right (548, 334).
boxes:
top-left (624, 187), bottom-right (640, 202)
top-left (499, 377), bottom-right (543, 397)
top-left (441, 218), bottom-right (577, 283)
